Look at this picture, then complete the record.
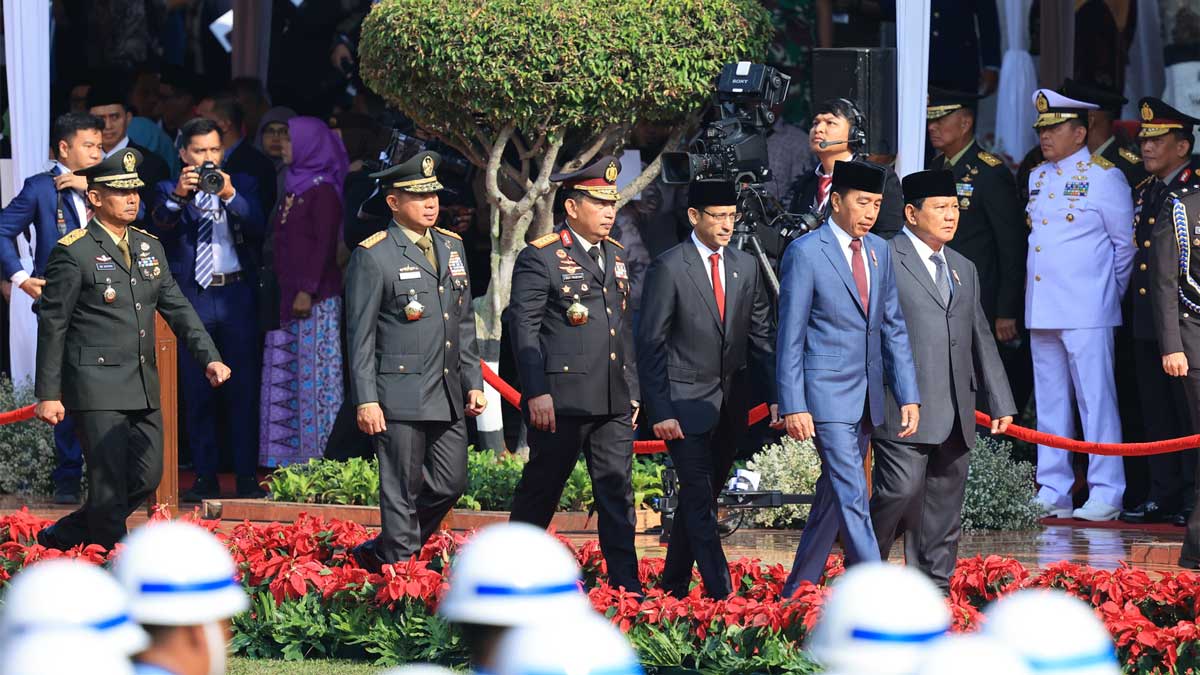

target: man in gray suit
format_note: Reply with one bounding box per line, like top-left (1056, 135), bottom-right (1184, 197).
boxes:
top-left (869, 169), bottom-right (1017, 592)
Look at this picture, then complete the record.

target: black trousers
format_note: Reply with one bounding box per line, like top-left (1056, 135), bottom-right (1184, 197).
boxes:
top-left (371, 419), bottom-right (468, 563)
top-left (1176, 320), bottom-right (1200, 562)
top-left (661, 408), bottom-right (740, 599)
top-left (49, 409), bottom-right (163, 550)
top-left (1133, 338), bottom-right (1197, 509)
top-left (511, 412), bottom-right (642, 594)
top-left (869, 425), bottom-right (971, 592)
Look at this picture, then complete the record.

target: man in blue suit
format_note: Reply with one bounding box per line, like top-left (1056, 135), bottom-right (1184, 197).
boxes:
top-left (148, 117), bottom-right (266, 500)
top-left (0, 112), bottom-right (104, 503)
top-left (777, 160), bottom-right (921, 597)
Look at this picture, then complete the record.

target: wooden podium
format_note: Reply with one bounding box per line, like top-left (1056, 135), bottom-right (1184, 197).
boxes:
top-left (151, 314), bottom-right (179, 515)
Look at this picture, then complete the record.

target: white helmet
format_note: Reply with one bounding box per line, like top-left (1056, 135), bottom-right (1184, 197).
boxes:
top-left (982, 590), bottom-right (1120, 675)
top-left (492, 612), bottom-right (643, 675)
top-left (914, 635), bottom-right (1033, 675)
top-left (0, 558), bottom-right (149, 655)
top-left (112, 521), bottom-right (248, 626)
top-left (437, 522), bottom-right (590, 626)
top-left (806, 563), bottom-right (951, 675)
top-left (1, 628), bottom-right (133, 675)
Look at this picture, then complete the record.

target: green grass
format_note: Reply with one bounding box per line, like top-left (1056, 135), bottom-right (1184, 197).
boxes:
top-left (229, 656), bottom-right (383, 674)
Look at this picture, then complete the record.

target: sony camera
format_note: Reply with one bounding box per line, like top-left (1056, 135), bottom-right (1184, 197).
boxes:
top-left (196, 161), bottom-right (225, 195)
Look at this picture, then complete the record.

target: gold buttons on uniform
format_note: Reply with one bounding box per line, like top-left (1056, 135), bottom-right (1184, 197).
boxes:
top-left (1144, 240), bottom-right (1152, 248)
top-left (139, 329), bottom-right (145, 337)
top-left (438, 286), bottom-right (444, 293)
top-left (443, 313), bottom-right (449, 320)
top-left (443, 368), bottom-right (449, 374)
top-left (606, 308), bottom-right (612, 315)
top-left (1194, 239), bottom-right (1200, 247)
top-left (610, 353), bottom-right (617, 361)
top-left (1140, 263), bottom-right (1147, 271)
top-left (97, 356), bottom-right (105, 364)
top-left (1149, 218), bottom-right (1156, 225)
top-left (1139, 288), bottom-right (1147, 295)
top-left (130, 278), bottom-right (137, 285)
top-left (445, 340), bottom-right (452, 348)
top-left (399, 365), bottom-right (405, 371)
top-left (1049, 193), bottom-right (1055, 199)
top-left (140, 355), bottom-right (145, 363)
top-left (135, 302), bottom-right (142, 310)
top-left (610, 329), bottom-right (616, 336)
top-left (563, 365), bottom-right (570, 371)
top-left (1066, 214), bottom-right (1074, 222)
top-left (1035, 275), bottom-right (1042, 282)
top-left (1042, 219), bottom-right (1048, 225)
top-left (1035, 246), bottom-right (1042, 252)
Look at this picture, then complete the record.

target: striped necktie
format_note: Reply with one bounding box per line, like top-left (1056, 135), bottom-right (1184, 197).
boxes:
top-left (195, 192), bottom-right (216, 289)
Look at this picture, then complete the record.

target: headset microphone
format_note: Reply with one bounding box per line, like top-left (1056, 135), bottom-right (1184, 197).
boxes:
top-left (818, 139), bottom-right (849, 149)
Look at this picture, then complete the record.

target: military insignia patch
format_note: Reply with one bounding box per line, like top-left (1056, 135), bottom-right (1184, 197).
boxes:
top-left (1119, 148), bottom-right (1142, 164)
top-left (956, 183), bottom-right (974, 197)
top-left (421, 155), bottom-right (435, 177)
top-left (604, 236), bottom-right (624, 250)
top-left (605, 161), bottom-right (619, 183)
top-left (434, 226), bottom-right (462, 240)
top-left (359, 231), bottom-right (387, 248)
top-left (1142, 102), bottom-right (1154, 122)
top-left (614, 261), bottom-right (628, 280)
top-left (1064, 181), bottom-right (1089, 197)
top-left (531, 233), bottom-right (559, 248)
top-left (1036, 92), bottom-right (1049, 113)
top-left (447, 250), bottom-right (467, 277)
top-left (977, 151), bottom-right (1002, 167)
top-left (122, 151), bottom-right (136, 173)
top-left (58, 229), bottom-right (87, 246)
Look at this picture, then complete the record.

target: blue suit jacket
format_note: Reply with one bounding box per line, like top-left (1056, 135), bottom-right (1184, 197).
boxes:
top-left (146, 180), bottom-right (266, 299)
top-left (0, 166), bottom-right (84, 280)
top-left (776, 221), bottom-right (919, 425)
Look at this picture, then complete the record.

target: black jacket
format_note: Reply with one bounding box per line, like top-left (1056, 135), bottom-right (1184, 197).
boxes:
top-left (635, 239), bottom-right (775, 434)
top-left (1131, 159), bottom-right (1200, 343)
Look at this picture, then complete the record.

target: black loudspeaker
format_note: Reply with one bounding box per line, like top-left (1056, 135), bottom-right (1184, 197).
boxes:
top-left (811, 48), bottom-right (897, 156)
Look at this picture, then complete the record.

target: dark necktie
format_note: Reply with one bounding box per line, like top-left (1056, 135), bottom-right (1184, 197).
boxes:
top-left (710, 252), bottom-right (725, 321)
top-left (931, 252), bottom-right (951, 305)
top-left (849, 238), bottom-right (869, 310)
top-left (587, 246), bottom-right (603, 279)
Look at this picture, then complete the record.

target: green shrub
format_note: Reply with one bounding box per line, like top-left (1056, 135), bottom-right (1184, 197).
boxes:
top-left (265, 458), bottom-right (381, 506)
top-left (0, 378), bottom-right (55, 496)
top-left (745, 437), bottom-right (821, 529)
top-left (962, 434), bottom-right (1041, 532)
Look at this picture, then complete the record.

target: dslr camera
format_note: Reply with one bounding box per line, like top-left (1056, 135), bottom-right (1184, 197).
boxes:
top-left (196, 161), bottom-right (225, 195)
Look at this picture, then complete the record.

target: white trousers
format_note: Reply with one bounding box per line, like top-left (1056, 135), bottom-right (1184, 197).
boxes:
top-left (1031, 327), bottom-right (1125, 509)
top-left (8, 248), bottom-right (36, 391)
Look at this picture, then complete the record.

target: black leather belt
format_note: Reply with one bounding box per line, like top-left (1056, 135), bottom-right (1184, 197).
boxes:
top-left (208, 271), bottom-right (244, 287)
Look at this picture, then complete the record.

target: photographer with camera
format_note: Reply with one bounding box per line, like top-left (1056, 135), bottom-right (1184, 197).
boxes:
top-left (786, 98), bottom-right (904, 240)
top-left (149, 118), bottom-right (267, 501)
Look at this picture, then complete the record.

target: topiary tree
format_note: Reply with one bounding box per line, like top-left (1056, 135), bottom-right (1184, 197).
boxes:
top-left (359, 0), bottom-right (773, 448)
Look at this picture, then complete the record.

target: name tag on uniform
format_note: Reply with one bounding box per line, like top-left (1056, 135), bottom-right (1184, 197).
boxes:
top-left (399, 269), bottom-right (421, 280)
top-left (561, 272), bottom-right (584, 282)
top-left (447, 250), bottom-right (467, 277)
top-left (614, 261), bottom-right (628, 280)
top-left (956, 183), bottom-right (974, 197)
top-left (1064, 182), bottom-right (1089, 197)
top-left (1030, 189), bottom-right (1040, 197)
top-left (96, 262), bottom-right (115, 271)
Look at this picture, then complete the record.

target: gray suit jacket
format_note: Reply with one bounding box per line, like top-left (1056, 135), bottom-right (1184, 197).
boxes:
top-left (875, 232), bottom-right (1016, 447)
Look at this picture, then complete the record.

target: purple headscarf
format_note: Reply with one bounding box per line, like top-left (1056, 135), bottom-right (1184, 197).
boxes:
top-left (284, 116), bottom-right (350, 199)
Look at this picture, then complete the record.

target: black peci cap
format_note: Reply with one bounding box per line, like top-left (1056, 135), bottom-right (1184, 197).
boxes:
top-left (831, 160), bottom-right (886, 194)
top-left (901, 170), bottom-right (957, 203)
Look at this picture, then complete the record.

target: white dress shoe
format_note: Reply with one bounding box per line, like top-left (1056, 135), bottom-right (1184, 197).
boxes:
top-left (1072, 500), bottom-right (1121, 522)
top-left (1036, 497), bottom-right (1073, 519)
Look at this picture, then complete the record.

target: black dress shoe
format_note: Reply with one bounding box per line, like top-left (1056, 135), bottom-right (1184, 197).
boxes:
top-left (1174, 510), bottom-right (1193, 527)
top-left (351, 539), bottom-right (384, 574)
top-left (1119, 501), bottom-right (1175, 524)
top-left (35, 525), bottom-right (65, 550)
top-left (182, 475), bottom-right (220, 502)
top-left (235, 476), bottom-right (267, 499)
top-left (1180, 556), bottom-right (1200, 570)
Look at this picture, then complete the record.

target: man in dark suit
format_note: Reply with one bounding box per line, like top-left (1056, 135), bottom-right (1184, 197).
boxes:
top-left (197, 93), bottom-right (276, 235)
top-left (1121, 99), bottom-right (1200, 525)
top-left (870, 170), bottom-right (1016, 592)
top-left (87, 81), bottom-right (170, 209)
top-left (0, 112), bottom-right (104, 504)
top-left (344, 151), bottom-right (486, 571)
top-left (925, 0), bottom-right (1001, 94)
top-left (505, 156), bottom-right (643, 595)
top-left (32, 149), bottom-right (228, 550)
top-left (782, 99), bottom-right (904, 245)
top-left (926, 87), bottom-right (1032, 414)
top-left (636, 181), bottom-right (780, 599)
top-left (777, 160), bottom-right (920, 597)
top-left (148, 118), bottom-right (266, 500)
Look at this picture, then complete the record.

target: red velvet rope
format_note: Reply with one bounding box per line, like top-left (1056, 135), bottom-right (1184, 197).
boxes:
top-left (479, 362), bottom-right (1200, 457)
top-left (0, 405), bottom-right (35, 426)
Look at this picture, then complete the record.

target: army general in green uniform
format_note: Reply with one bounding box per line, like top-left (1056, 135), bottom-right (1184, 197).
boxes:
top-left (345, 151), bottom-right (486, 571)
top-left (33, 148), bottom-right (227, 551)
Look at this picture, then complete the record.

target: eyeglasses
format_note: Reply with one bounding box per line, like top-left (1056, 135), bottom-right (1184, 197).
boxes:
top-left (701, 210), bottom-right (740, 224)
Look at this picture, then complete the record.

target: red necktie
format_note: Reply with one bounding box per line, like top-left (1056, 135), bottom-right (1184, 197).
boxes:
top-left (710, 252), bottom-right (725, 322)
top-left (849, 238), bottom-right (869, 310)
top-left (817, 174), bottom-right (833, 208)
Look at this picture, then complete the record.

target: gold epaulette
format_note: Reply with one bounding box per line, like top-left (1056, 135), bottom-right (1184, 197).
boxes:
top-left (434, 226), bottom-right (462, 241)
top-left (57, 229), bottom-right (86, 246)
top-left (1119, 147), bottom-right (1142, 164)
top-left (604, 236), bottom-right (624, 249)
top-left (131, 226), bottom-right (157, 240)
top-left (977, 151), bottom-right (1003, 167)
top-left (531, 233), bottom-right (559, 249)
top-left (359, 231), bottom-right (387, 249)
top-left (1091, 153), bottom-right (1115, 170)
top-left (1135, 175), bottom-right (1154, 191)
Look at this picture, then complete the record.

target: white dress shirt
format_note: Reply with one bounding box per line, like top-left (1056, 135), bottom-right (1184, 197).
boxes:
top-left (691, 230), bottom-right (726, 289)
top-left (827, 219), bottom-right (870, 287)
top-left (162, 192), bottom-right (242, 275)
top-left (903, 226), bottom-right (945, 284)
top-left (568, 226), bottom-right (603, 270)
top-left (103, 135), bottom-right (130, 159)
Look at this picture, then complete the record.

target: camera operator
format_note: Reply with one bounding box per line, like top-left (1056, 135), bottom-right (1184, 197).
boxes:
top-left (149, 117), bottom-right (267, 501)
top-left (785, 98), bottom-right (904, 240)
